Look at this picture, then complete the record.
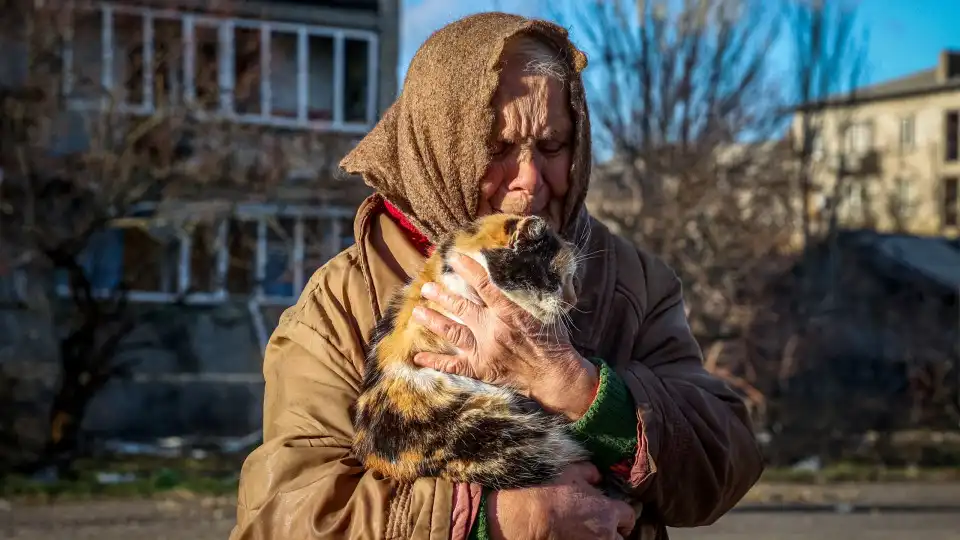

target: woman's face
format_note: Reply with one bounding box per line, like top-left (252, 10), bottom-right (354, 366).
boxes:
top-left (478, 64), bottom-right (573, 231)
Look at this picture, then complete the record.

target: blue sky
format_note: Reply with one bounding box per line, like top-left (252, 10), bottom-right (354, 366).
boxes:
top-left (399, 0), bottom-right (960, 91)
top-left (854, 0), bottom-right (960, 85)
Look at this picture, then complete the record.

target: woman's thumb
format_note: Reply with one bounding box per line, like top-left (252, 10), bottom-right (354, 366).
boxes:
top-left (565, 461), bottom-right (602, 484)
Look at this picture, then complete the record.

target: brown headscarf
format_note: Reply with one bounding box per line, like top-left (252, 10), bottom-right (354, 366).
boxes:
top-left (339, 12), bottom-right (592, 243)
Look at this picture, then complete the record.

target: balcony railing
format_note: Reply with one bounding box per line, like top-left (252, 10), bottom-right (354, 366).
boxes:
top-left (62, 2), bottom-right (380, 134)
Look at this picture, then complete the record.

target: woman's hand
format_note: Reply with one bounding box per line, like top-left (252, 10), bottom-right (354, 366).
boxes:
top-left (489, 462), bottom-right (637, 540)
top-left (411, 252), bottom-right (599, 421)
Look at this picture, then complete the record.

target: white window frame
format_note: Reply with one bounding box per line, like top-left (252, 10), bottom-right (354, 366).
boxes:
top-left (894, 176), bottom-right (911, 205)
top-left (809, 126), bottom-right (824, 161)
top-left (843, 180), bottom-right (865, 221)
top-left (899, 114), bottom-right (916, 152)
top-left (61, 2), bottom-right (380, 134)
top-left (54, 203), bottom-right (355, 306)
top-left (843, 121), bottom-right (873, 155)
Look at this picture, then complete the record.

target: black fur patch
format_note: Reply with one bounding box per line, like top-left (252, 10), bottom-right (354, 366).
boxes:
top-left (503, 217), bottom-right (520, 237)
top-left (361, 299), bottom-right (400, 389)
top-left (483, 227), bottom-right (562, 294)
top-left (437, 234), bottom-right (455, 275)
top-left (462, 220), bottom-right (480, 236)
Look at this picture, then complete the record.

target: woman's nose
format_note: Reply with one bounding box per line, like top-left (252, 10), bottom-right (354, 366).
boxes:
top-left (507, 156), bottom-right (542, 193)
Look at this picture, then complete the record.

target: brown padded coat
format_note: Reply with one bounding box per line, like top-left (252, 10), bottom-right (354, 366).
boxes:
top-left (228, 197), bottom-right (764, 540)
top-left (230, 12), bottom-right (763, 540)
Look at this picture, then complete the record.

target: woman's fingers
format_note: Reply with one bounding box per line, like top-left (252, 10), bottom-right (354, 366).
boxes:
top-left (412, 306), bottom-right (477, 351)
top-left (413, 352), bottom-right (465, 375)
top-left (449, 253), bottom-right (508, 309)
top-left (420, 282), bottom-right (481, 324)
top-left (613, 501), bottom-right (636, 537)
top-left (561, 462), bottom-right (602, 485)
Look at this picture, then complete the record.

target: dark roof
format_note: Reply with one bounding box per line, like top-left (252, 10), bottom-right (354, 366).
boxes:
top-left (856, 68), bottom-right (939, 100)
top-left (866, 233), bottom-right (960, 293)
top-left (769, 230), bottom-right (960, 307)
top-left (827, 230), bottom-right (960, 295)
top-left (797, 65), bottom-right (960, 111)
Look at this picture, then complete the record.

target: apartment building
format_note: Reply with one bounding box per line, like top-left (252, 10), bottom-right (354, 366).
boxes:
top-left (56, 0), bottom-right (399, 306)
top-left (0, 0), bottom-right (400, 441)
top-left (790, 49), bottom-right (960, 239)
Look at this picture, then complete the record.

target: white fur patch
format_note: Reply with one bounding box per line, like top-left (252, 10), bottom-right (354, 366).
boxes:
top-left (446, 372), bottom-right (516, 399)
top-left (459, 250), bottom-right (489, 273)
top-left (434, 250), bottom-right (487, 326)
top-left (440, 273), bottom-right (480, 312)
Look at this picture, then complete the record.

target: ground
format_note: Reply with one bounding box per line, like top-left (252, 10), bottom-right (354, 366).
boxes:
top-left (670, 511), bottom-right (960, 540)
top-left (5, 499), bottom-right (960, 540)
top-left (5, 484), bottom-right (960, 540)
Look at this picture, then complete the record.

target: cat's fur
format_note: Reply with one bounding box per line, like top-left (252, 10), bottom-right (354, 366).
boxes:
top-left (351, 213), bottom-right (587, 490)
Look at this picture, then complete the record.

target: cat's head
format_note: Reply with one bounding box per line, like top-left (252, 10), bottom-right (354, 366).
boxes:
top-left (438, 213), bottom-right (579, 324)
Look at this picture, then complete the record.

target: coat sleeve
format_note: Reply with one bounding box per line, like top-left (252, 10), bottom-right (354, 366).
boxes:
top-left (617, 248), bottom-right (765, 527)
top-left (229, 304), bottom-right (454, 540)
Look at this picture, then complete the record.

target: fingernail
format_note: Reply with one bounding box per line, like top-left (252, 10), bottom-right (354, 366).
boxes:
top-left (412, 306), bottom-right (427, 321)
top-left (421, 282), bottom-right (438, 297)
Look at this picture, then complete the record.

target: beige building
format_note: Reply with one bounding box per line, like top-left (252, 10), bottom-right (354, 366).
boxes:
top-left (791, 49), bottom-right (960, 239)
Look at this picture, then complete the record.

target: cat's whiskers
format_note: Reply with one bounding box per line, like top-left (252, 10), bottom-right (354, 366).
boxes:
top-left (572, 213), bottom-right (593, 250)
top-left (572, 249), bottom-right (604, 264)
top-left (559, 309), bottom-right (579, 335)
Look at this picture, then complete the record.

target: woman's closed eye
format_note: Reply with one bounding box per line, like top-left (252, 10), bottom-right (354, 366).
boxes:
top-left (490, 139), bottom-right (567, 158)
top-left (538, 140), bottom-right (567, 156)
top-left (490, 140), bottom-right (514, 157)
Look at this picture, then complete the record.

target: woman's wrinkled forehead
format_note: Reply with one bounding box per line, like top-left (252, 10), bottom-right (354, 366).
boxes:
top-left (493, 70), bottom-right (573, 143)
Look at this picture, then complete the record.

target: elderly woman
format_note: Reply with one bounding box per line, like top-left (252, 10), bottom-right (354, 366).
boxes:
top-left (230, 12), bottom-right (763, 540)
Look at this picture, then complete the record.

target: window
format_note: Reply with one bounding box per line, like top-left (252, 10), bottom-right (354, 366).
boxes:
top-left (946, 111), bottom-right (959, 162)
top-left (811, 128), bottom-right (824, 160)
top-left (843, 180), bottom-right (865, 222)
top-left (62, 4), bottom-right (380, 133)
top-left (899, 115), bottom-right (915, 152)
top-left (801, 126), bottom-right (823, 160)
top-left (891, 176), bottom-right (912, 222)
top-left (55, 225), bottom-right (186, 300)
top-left (895, 177), bottom-right (911, 203)
top-left (55, 204), bottom-right (355, 304)
top-left (944, 177), bottom-right (959, 228)
top-left (843, 121), bottom-right (873, 154)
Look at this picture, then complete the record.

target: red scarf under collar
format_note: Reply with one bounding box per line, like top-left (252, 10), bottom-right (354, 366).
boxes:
top-left (382, 200), bottom-right (434, 257)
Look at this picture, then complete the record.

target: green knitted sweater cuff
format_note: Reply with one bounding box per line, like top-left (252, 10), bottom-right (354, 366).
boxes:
top-left (570, 357), bottom-right (639, 470)
top-left (467, 488), bottom-right (492, 540)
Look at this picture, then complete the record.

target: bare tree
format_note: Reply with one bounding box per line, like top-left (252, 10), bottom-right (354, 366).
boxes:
top-left (770, 0), bottom-right (867, 387)
top-left (1, 0), bottom-right (210, 473)
top-left (554, 0), bottom-right (792, 375)
top-left (552, 0), bottom-right (957, 465)
top-left (0, 0), bottom-right (357, 473)
top-left (785, 0), bottom-right (868, 245)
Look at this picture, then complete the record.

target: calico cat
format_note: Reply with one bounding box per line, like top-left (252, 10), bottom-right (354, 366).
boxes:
top-left (351, 213), bottom-right (587, 490)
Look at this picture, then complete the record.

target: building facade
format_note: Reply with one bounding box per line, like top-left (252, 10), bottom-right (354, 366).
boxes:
top-left (0, 0), bottom-right (400, 445)
top-left (790, 49), bottom-right (960, 239)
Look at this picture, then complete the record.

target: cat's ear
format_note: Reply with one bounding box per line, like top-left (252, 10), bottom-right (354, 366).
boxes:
top-left (518, 216), bottom-right (548, 243)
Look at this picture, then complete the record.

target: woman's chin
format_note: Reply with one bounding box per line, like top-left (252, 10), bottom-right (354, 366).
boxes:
top-left (496, 199), bottom-right (535, 216)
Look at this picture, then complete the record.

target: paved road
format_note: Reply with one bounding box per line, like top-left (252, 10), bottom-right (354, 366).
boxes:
top-left (670, 511), bottom-right (960, 540)
top-left (3, 499), bottom-right (960, 540)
